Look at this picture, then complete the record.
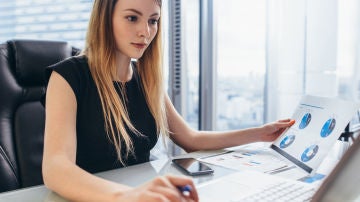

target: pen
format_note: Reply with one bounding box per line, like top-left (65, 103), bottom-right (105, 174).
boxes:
top-left (267, 165), bottom-right (296, 175)
top-left (200, 150), bottom-right (234, 159)
top-left (264, 165), bottom-right (288, 174)
top-left (178, 184), bottom-right (192, 194)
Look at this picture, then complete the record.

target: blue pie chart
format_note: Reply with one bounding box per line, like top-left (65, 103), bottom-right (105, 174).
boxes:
top-left (301, 145), bottom-right (319, 162)
top-left (280, 135), bottom-right (296, 148)
top-left (299, 113), bottom-right (312, 129)
top-left (320, 118), bottom-right (336, 138)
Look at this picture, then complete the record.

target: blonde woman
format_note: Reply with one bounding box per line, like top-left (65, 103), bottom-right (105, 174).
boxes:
top-left (42, 0), bottom-right (295, 201)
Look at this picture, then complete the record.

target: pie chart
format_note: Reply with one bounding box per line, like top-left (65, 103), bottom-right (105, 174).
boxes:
top-left (320, 118), bottom-right (336, 138)
top-left (301, 145), bottom-right (319, 162)
top-left (280, 135), bottom-right (296, 148)
top-left (299, 113), bottom-right (312, 129)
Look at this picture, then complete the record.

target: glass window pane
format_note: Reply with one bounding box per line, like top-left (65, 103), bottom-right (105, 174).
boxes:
top-left (0, 0), bottom-right (93, 48)
top-left (337, 0), bottom-right (360, 100)
top-left (184, 0), bottom-right (200, 129)
top-left (214, 0), bottom-right (266, 130)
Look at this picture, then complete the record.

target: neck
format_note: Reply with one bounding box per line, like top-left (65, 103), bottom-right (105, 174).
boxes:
top-left (115, 52), bottom-right (133, 82)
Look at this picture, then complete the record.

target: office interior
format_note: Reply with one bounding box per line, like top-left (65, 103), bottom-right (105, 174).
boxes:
top-left (0, 0), bottom-right (360, 198)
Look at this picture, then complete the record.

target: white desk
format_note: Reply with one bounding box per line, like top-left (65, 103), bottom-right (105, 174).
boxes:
top-left (0, 143), bottom-right (344, 202)
top-left (0, 150), bottom-right (235, 202)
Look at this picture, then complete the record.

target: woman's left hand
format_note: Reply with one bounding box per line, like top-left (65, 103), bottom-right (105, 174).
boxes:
top-left (259, 119), bottom-right (295, 142)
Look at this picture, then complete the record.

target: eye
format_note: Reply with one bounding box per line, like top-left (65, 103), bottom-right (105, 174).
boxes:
top-left (149, 19), bottom-right (159, 25)
top-left (126, 16), bottom-right (137, 22)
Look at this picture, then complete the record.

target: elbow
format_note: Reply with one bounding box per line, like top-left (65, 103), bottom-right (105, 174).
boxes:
top-left (42, 161), bottom-right (53, 190)
top-left (42, 158), bottom-right (59, 191)
top-left (179, 142), bottom-right (201, 153)
top-left (183, 146), bottom-right (198, 153)
top-left (173, 130), bottom-right (203, 153)
top-left (173, 138), bottom-right (199, 153)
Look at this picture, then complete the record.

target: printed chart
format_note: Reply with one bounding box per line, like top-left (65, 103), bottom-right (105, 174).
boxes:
top-left (199, 146), bottom-right (289, 173)
top-left (272, 95), bottom-right (360, 173)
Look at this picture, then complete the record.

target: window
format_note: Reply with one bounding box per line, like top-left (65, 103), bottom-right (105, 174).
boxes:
top-left (214, 0), bottom-right (267, 130)
top-left (0, 0), bottom-right (92, 48)
top-left (266, 0), bottom-right (360, 121)
top-left (210, 0), bottom-right (360, 131)
top-left (184, 0), bottom-right (200, 129)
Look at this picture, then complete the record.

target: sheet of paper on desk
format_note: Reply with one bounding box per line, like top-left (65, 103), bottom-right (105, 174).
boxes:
top-left (199, 145), bottom-right (289, 173)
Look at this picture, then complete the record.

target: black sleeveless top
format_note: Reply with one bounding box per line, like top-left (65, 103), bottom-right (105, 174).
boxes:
top-left (44, 55), bottom-right (158, 173)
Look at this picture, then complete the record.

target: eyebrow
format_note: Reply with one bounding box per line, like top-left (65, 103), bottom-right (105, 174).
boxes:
top-left (123, 9), bottom-right (159, 17)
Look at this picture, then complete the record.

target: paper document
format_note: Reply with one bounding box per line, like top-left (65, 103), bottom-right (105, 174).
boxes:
top-left (271, 95), bottom-right (360, 174)
top-left (200, 95), bottom-right (360, 178)
top-left (199, 145), bottom-right (289, 173)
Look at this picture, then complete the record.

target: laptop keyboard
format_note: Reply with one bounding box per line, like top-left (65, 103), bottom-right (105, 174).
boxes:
top-left (197, 170), bottom-right (318, 202)
top-left (235, 181), bottom-right (316, 202)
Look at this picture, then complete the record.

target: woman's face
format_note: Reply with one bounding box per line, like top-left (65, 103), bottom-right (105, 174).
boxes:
top-left (112, 0), bottom-right (160, 59)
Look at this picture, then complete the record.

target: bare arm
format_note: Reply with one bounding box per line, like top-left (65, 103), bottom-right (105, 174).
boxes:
top-left (43, 72), bottom-right (199, 202)
top-left (166, 95), bottom-right (295, 152)
top-left (42, 72), bottom-right (131, 201)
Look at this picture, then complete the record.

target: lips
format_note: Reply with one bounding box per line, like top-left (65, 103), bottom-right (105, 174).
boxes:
top-left (131, 43), bottom-right (147, 49)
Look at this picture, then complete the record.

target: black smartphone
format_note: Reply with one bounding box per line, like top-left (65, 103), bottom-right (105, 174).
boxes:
top-left (172, 158), bottom-right (214, 176)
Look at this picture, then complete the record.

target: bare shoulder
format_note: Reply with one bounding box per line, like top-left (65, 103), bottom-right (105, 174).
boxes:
top-left (46, 71), bottom-right (77, 111)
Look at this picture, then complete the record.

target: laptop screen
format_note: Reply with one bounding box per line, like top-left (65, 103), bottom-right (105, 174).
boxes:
top-left (270, 95), bottom-right (360, 174)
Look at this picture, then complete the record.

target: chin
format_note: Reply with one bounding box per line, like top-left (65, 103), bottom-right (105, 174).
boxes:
top-left (117, 47), bottom-right (145, 60)
top-left (130, 52), bottom-right (145, 59)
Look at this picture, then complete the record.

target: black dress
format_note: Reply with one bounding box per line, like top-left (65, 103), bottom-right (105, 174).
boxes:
top-left (44, 55), bottom-right (158, 173)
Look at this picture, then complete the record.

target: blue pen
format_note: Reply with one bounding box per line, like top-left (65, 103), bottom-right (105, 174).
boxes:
top-left (178, 184), bottom-right (192, 193)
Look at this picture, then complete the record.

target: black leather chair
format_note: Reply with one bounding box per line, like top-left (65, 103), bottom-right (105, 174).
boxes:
top-left (0, 39), bottom-right (79, 193)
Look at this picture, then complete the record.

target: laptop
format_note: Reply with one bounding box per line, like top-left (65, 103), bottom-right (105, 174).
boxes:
top-left (198, 133), bottom-right (360, 202)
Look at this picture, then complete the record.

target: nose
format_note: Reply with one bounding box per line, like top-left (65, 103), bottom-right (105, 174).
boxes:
top-left (138, 22), bottom-right (150, 38)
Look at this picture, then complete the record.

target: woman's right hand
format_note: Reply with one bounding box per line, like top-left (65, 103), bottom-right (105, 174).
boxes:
top-left (115, 175), bottom-right (199, 202)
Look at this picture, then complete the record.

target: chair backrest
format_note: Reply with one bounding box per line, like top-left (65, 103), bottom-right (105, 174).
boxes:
top-left (0, 39), bottom-right (79, 192)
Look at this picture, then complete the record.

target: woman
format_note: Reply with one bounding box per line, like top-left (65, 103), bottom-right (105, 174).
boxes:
top-left (42, 0), bottom-right (295, 201)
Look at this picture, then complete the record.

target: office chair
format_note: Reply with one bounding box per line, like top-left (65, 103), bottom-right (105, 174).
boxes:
top-left (0, 39), bottom-right (79, 193)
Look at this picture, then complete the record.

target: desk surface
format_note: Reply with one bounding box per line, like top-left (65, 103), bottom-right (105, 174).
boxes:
top-left (0, 150), bottom-right (235, 202)
top-left (0, 144), bottom-right (343, 202)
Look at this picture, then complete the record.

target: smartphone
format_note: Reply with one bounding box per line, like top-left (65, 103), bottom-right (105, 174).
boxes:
top-left (172, 158), bottom-right (214, 176)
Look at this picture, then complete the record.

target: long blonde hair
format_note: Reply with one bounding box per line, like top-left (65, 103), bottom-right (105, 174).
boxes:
top-left (82, 0), bottom-right (167, 165)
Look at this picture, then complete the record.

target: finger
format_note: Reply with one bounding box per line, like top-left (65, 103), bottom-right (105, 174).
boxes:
top-left (275, 119), bottom-right (295, 128)
top-left (166, 175), bottom-right (199, 202)
top-left (150, 186), bottom-right (183, 202)
top-left (278, 118), bottom-right (292, 122)
top-left (143, 191), bottom-right (171, 202)
top-left (151, 176), bottom-right (190, 202)
top-left (278, 119), bottom-right (296, 125)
